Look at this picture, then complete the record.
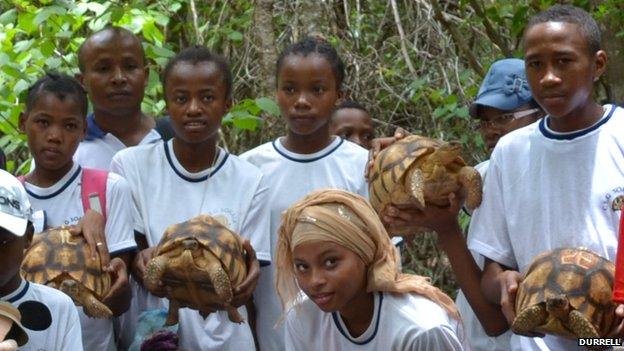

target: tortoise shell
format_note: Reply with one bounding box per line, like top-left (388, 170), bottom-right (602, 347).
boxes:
top-left (368, 135), bottom-right (481, 233)
top-left (21, 227), bottom-right (111, 301)
top-left (513, 247), bottom-right (616, 338)
top-left (153, 215), bottom-right (247, 312)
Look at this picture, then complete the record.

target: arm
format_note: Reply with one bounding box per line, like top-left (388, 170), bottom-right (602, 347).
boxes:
top-left (383, 193), bottom-right (508, 336)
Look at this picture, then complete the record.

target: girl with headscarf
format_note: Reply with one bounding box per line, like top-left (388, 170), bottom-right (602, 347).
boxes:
top-left (276, 189), bottom-right (468, 350)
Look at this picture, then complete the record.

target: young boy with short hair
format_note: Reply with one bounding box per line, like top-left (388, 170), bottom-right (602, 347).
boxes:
top-left (18, 72), bottom-right (135, 351)
top-left (329, 100), bottom-right (374, 149)
top-left (74, 26), bottom-right (163, 170)
top-left (466, 5), bottom-right (624, 350)
top-left (0, 169), bottom-right (83, 351)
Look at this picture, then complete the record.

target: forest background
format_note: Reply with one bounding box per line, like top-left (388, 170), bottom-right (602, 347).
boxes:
top-left (0, 0), bottom-right (623, 296)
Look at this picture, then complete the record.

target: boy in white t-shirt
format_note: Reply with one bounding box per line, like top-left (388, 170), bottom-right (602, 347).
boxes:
top-left (0, 169), bottom-right (83, 351)
top-left (74, 26), bottom-right (162, 171)
top-left (329, 100), bottom-right (374, 150)
top-left (112, 46), bottom-right (269, 350)
top-left (18, 73), bottom-right (134, 351)
top-left (464, 5), bottom-right (624, 350)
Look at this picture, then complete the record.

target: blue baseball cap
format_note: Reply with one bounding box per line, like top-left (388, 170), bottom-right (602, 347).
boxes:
top-left (469, 58), bottom-right (534, 118)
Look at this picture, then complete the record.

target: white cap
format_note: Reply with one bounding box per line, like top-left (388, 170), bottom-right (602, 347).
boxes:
top-left (0, 170), bottom-right (32, 237)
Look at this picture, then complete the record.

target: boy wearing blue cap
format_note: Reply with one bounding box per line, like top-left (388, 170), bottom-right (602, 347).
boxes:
top-left (381, 58), bottom-right (543, 351)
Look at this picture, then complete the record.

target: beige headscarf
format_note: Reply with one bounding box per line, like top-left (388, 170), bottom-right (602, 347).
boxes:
top-left (275, 188), bottom-right (459, 320)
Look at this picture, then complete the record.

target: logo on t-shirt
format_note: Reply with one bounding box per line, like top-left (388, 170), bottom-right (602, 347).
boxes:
top-left (602, 186), bottom-right (624, 211)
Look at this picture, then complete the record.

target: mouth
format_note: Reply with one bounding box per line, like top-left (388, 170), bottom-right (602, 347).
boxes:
top-left (310, 292), bottom-right (334, 306)
top-left (107, 91), bottom-right (131, 99)
top-left (183, 120), bottom-right (208, 131)
top-left (41, 148), bottom-right (62, 157)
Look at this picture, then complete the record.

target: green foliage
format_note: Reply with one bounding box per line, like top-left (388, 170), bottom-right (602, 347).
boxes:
top-left (0, 0), bottom-right (267, 173)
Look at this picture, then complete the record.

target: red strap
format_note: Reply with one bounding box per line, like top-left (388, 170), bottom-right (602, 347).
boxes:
top-left (614, 204), bottom-right (624, 303)
top-left (80, 168), bottom-right (108, 221)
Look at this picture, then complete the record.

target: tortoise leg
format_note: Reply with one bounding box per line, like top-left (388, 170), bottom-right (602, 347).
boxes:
top-left (457, 166), bottom-right (482, 210)
top-left (60, 279), bottom-right (112, 318)
top-left (568, 310), bottom-right (600, 338)
top-left (511, 304), bottom-right (549, 337)
top-left (405, 167), bottom-right (425, 207)
top-left (226, 306), bottom-right (245, 324)
top-left (207, 263), bottom-right (233, 304)
top-left (165, 300), bottom-right (180, 326)
top-left (144, 255), bottom-right (168, 294)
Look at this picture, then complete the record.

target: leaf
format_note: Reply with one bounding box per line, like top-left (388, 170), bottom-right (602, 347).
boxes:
top-left (34, 5), bottom-right (67, 26)
top-left (227, 30), bottom-right (243, 42)
top-left (0, 9), bottom-right (17, 25)
top-left (255, 97), bottom-right (280, 116)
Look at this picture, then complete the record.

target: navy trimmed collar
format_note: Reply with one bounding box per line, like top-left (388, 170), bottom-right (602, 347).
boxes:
top-left (85, 113), bottom-right (107, 141)
top-left (272, 137), bottom-right (343, 163)
top-left (4, 280), bottom-right (30, 303)
top-left (163, 141), bottom-right (228, 183)
top-left (539, 104), bottom-right (616, 140)
top-left (332, 292), bottom-right (383, 345)
top-left (25, 165), bottom-right (82, 200)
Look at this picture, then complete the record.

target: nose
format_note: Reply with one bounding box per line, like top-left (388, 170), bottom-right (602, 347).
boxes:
top-left (540, 66), bottom-right (562, 87)
top-left (294, 92), bottom-right (311, 110)
top-left (309, 267), bottom-right (327, 288)
top-left (187, 97), bottom-right (202, 117)
top-left (481, 126), bottom-right (502, 149)
top-left (111, 66), bottom-right (127, 85)
top-left (46, 125), bottom-right (62, 144)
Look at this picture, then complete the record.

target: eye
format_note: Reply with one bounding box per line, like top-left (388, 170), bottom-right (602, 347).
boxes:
top-left (313, 86), bottom-right (325, 94)
top-left (295, 263), bottom-right (308, 273)
top-left (35, 118), bottom-right (49, 127)
top-left (95, 65), bottom-right (109, 73)
top-left (526, 60), bottom-right (542, 69)
top-left (282, 86), bottom-right (295, 94)
top-left (202, 95), bottom-right (215, 103)
top-left (65, 122), bottom-right (79, 130)
top-left (174, 95), bottom-right (187, 104)
top-left (324, 257), bottom-right (338, 268)
top-left (557, 58), bottom-right (572, 65)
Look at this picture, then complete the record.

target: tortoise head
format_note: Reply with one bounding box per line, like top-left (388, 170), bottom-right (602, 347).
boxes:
top-left (428, 142), bottom-right (461, 164)
top-left (546, 295), bottom-right (571, 320)
top-left (182, 239), bottom-right (199, 250)
top-left (59, 279), bottom-right (79, 296)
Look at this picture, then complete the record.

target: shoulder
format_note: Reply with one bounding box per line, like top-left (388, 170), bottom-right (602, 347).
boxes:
top-left (111, 143), bottom-right (163, 170)
top-left (28, 282), bottom-right (77, 309)
top-left (384, 293), bottom-right (456, 331)
top-left (285, 295), bottom-right (325, 329)
top-left (223, 152), bottom-right (264, 180)
top-left (239, 141), bottom-right (277, 163)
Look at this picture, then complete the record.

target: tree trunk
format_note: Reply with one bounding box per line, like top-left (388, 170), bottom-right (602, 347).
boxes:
top-left (253, 0), bottom-right (278, 97)
top-left (600, 21), bottom-right (624, 105)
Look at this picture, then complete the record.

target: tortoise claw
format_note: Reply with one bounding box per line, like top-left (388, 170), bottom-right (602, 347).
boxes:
top-left (512, 304), bottom-right (548, 337)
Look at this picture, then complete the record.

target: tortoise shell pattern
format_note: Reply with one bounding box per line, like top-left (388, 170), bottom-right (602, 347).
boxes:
top-left (515, 248), bottom-right (616, 337)
top-left (21, 227), bottom-right (111, 299)
top-left (368, 135), bottom-right (441, 213)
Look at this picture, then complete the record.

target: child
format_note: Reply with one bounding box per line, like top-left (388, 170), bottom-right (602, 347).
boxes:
top-left (276, 189), bottom-right (467, 350)
top-left (329, 100), bottom-right (374, 149)
top-left (111, 46), bottom-right (270, 350)
top-left (18, 73), bottom-right (134, 351)
top-left (465, 5), bottom-right (624, 350)
top-left (240, 36), bottom-right (369, 351)
top-left (0, 169), bottom-right (83, 350)
top-left (74, 26), bottom-right (163, 170)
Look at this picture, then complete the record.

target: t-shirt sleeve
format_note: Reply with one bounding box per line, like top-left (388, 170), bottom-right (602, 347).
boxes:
top-left (284, 309), bottom-right (307, 351)
top-left (467, 152), bottom-right (517, 269)
top-left (104, 173), bottom-right (137, 254)
top-left (239, 174), bottom-right (271, 265)
top-left (406, 325), bottom-right (465, 351)
top-left (61, 298), bottom-right (84, 351)
top-left (110, 152), bottom-right (145, 236)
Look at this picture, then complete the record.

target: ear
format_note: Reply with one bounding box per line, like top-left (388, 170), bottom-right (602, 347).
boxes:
top-left (593, 50), bottom-right (607, 82)
top-left (142, 66), bottom-right (149, 88)
top-left (225, 98), bottom-right (232, 112)
top-left (18, 112), bottom-right (27, 133)
top-left (75, 72), bottom-right (84, 85)
top-left (336, 89), bottom-right (345, 106)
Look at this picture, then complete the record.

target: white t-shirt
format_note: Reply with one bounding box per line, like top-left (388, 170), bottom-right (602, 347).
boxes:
top-left (74, 113), bottom-right (162, 171)
top-left (24, 163), bottom-right (136, 351)
top-left (467, 104), bottom-right (624, 350)
top-left (285, 291), bottom-right (467, 351)
top-left (1, 280), bottom-right (83, 351)
top-left (240, 137), bottom-right (369, 351)
top-left (111, 139), bottom-right (271, 350)
top-left (456, 159), bottom-right (512, 351)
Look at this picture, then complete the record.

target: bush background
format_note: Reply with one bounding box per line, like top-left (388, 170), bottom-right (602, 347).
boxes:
top-left (1, 0), bottom-right (623, 296)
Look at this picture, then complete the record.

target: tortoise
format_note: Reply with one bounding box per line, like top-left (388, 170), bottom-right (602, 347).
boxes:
top-left (21, 227), bottom-right (112, 318)
top-left (368, 135), bottom-right (482, 233)
top-left (511, 247), bottom-right (616, 339)
top-left (144, 214), bottom-right (248, 326)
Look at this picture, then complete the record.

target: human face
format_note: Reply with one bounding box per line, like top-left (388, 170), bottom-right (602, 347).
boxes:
top-left (277, 54), bottom-right (342, 138)
top-left (524, 22), bottom-right (606, 121)
top-left (0, 227), bottom-right (31, 295)
top-left (19, 93), bottom-right (85, 173)
top-left (476, 104), bottom-right (543, 151)
top-left (293, 241), bottom-right (368, 313)
top-left (165, 61), bottom-right (231, 145)
top-left (330, 108), bottom-right (374, 149)
top-left (77, 31), bottom-right (148, 116)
